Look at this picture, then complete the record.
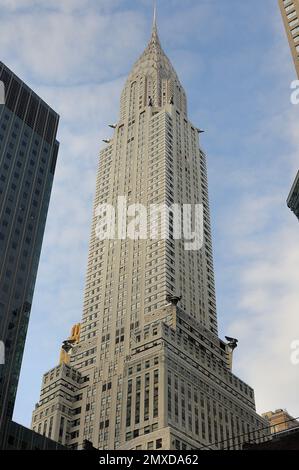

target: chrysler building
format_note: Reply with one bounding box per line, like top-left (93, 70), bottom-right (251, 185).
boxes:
top-left (32, 10), bottom-right (267, 450)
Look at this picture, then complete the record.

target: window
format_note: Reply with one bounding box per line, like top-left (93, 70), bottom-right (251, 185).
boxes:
top-left (287, 11), bottom-right (296, 19)
top-left (156, 438), bottom-right (162, 449)
top-left (59, 416), bottom-right (65, 439)
top-left (285, 4), bottom-right (295, 14)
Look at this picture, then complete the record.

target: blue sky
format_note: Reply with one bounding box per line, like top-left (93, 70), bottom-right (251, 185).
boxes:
top-left (1, 0), bottom-right (298, 427)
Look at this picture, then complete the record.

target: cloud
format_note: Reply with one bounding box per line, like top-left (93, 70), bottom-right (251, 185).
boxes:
top-left (215, 24), bottom-right (299, 416)
top-left (227, 216), bottom-right (299, 417)
top-left (0, 7), bottom-right (146, 85)
top-left (0, 0), bottom-right (124, 13)
top-left (202, 2), bottom-right (299, 421)
top-left (216, 162), bottom-right (299, 419)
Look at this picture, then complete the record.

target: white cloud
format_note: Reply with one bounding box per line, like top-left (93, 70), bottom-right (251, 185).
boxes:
top-left (228, 219), bottom-right (299, 417)
top-left (0, 7), bottom-right (146, 84)
top-left (209, 4), bottom-right (299, 421)
top-left (217, 123), bottom-right (299, 417)
top-left (0, 0), bottom-right (123, 13)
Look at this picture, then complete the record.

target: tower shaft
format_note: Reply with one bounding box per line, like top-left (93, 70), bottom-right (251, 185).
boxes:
top-left (32, 15), bottom-right (267, 451)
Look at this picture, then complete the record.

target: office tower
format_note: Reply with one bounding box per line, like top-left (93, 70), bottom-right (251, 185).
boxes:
top-left (262, 409), bottom-right (299, 434)
top-left (287, 170), bottom-right (299, 220)
top-left (2, 420), bottom-right (66, 450)
top-left (278, 0), bottom-right (299, 77)
top-left (0, 61), bottom-right (59, 444)
top-left (32, 13), bottom-right (267, 450)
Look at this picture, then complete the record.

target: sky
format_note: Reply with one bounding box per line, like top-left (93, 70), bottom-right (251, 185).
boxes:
top-left (0, 0), bottom-right (298, 427)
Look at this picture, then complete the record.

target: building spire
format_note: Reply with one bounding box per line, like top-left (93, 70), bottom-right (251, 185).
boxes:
top-left (153, 0), bottom-right (157, 29)
top-left (152, 0), bottom-right (158, 34)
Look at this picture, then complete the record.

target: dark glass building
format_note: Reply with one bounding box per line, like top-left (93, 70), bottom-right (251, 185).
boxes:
top-left (0, 61), bottom-right (59, 440)
top-left (287, 171), bottom-right (299, 221)
top-left (2, 420), bottom-right (66, 450)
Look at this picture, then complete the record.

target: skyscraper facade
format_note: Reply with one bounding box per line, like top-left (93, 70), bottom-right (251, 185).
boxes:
top-left (32, 16), bottom-right (267, 450)
top-left (0, 62), bottom-right (59, 439)
top-left (262, 409), bottom-right (299, 434)
top-left (278, 0), bottom-right (299, 77)
top-left (287, 170), bottom-right (299, 220)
